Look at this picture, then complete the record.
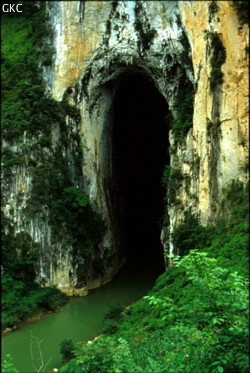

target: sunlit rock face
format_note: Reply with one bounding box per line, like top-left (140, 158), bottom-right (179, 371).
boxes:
top-left (2, 1), bottom-right (248, 293)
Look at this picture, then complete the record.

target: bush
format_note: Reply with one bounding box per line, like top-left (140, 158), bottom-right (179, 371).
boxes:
top-left (2, 355), bottom-right (19, 373)
top-left (60, 339), bottom-right (75, 361)
top-left (171, 211), bottom-right (211, 256)
top-left (102, 304), bottom-right (124, 335)
top-left (103, 304), bottom-right (124, 321)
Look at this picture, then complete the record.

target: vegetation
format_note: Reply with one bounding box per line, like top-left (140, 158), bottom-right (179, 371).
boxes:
top-left (26, 158), bottom-right (105, 269)
top-left (1, 1), bottom-right (104, 332)
top-left (205, 31), bottom-right (226, 91)
top-left (161, 164), bottom-right (183, 205)
top-left (2, 355), bottom-right (19, 373)
top-left (60, 339), bottom-right (75, 362)
top-left (2, 3), bottom-right (248, 373)
top-left (1, 225), bottom-right (68, 330)
top-left (102, 304), bottom-right (125, 335)
top-left (1, 2), bottom-right (55, 141)
top-left (1, 148), bottom-right (26, 178)
top-left (170, 82), bottom-right (194, 144)
top-left (171, 210), bottom-right (211, 257)
top-left (58, 181), bottom-right (249, 372)
top-left (171, 181), bottom-right (249, 276)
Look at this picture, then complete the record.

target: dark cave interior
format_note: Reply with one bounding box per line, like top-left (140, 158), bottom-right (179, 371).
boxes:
top-left (112, 72), bottom-right (170, 267)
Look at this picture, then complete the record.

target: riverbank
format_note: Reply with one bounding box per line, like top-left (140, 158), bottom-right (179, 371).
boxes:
top-left (2, 285), bottom-right (69, 335)
top-left (2, 257), bottom-right (164, 373)
top-left (2, 307), bottom-right (62, 337)
top-left (2, 261), bottom-right (128, 338)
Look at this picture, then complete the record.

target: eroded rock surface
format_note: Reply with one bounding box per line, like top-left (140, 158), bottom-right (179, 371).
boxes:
top-left (2, 1), bottom-right (248, 293)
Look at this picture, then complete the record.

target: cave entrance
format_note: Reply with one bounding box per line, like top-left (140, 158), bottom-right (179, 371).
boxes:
top-left (111, 72), bottom-right (169, 268)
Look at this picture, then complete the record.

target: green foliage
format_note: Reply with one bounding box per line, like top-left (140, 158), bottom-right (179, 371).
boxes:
top-left (205, 31), bottom-right (226, 91)
top-left (221, 180), bottom-right (248, 217)
top-left (204, 181), bottom-right (249, 277)
top-left (2, 0), bottom-right (104, 290)
top-left (171, 211), bottom-right (211, 256)
top-left (1, 2), bottom-right (58, 141)
top-left (102, 304), bottom-right (125, 335)
top-left (170, 82), bottom-right (194, 144)
top-left (231, 0), bottom-right (249, 24)
top-left (59, 181), bottom-right (249, 373)
top-left (60, 339), bottom-right (75, 361)
top-left (2, 230), bottom-right (39, 284)
top-left (1, 1), bottom-right (79, 141)
top-left (1, 0), bottom-right (103, 333)
top-left (59, 250), bottom-right (249, 373)
top-left (2, 1), bottom-right (104, 279)
top-left (2, 283), bottom-right (68, 330)
top-left (103, 304), bottom-right (124, 321)
top-left (58, 187), bottom-right (105, 264)
top-left (170, 180), bottom-right (249, 276)
top-left (62, 187), bottom-right (89, 208)
top-left (1, 226), bottom-right (68, 330)
top-left (25, 153), bottom-right (105, 272)
top-left (162, 165), bottom-right (183, 205)
top-left (59, 337), bottom-right (142, 373)
top-left (1, 148), bottom-right (26, 175)
top-left (2, 354), bottom-right (19, 373)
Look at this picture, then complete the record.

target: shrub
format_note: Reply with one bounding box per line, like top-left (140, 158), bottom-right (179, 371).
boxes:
top-left (60, 339), bottom-right (75, 361)
top-left (103, 304), bottom-right (124, 321)
top-left (171, 211), bottom-right (211, 256)
top-left (2, 355), bottom-right (19, 373)
top-left (102, 304), bottom-right (124, 335)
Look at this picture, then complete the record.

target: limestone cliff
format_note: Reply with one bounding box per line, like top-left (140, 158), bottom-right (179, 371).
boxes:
top-left (2, 1), bottom-right (248, 294)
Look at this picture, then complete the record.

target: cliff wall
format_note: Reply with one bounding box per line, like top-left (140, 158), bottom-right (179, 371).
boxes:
top-left (2, 1), bottom-right (248, 293)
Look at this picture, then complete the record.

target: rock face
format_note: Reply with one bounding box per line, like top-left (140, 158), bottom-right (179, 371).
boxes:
top-left (2, 1), bottom-right (249, 293)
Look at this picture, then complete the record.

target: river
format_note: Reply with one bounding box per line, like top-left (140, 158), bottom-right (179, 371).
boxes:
top-left (2, 256), bottom-right (164, 373)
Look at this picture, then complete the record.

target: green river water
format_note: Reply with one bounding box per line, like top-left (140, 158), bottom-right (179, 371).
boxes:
top-left (2, 257), bottom-right (164, 373)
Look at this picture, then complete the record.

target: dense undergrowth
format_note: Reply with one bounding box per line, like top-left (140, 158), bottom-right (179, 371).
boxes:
top-left (56, 181), bottom-right (249, 373)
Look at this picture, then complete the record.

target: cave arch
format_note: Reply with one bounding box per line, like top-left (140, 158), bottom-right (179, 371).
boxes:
top-left (102, 71), bottom-right (170, 267)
